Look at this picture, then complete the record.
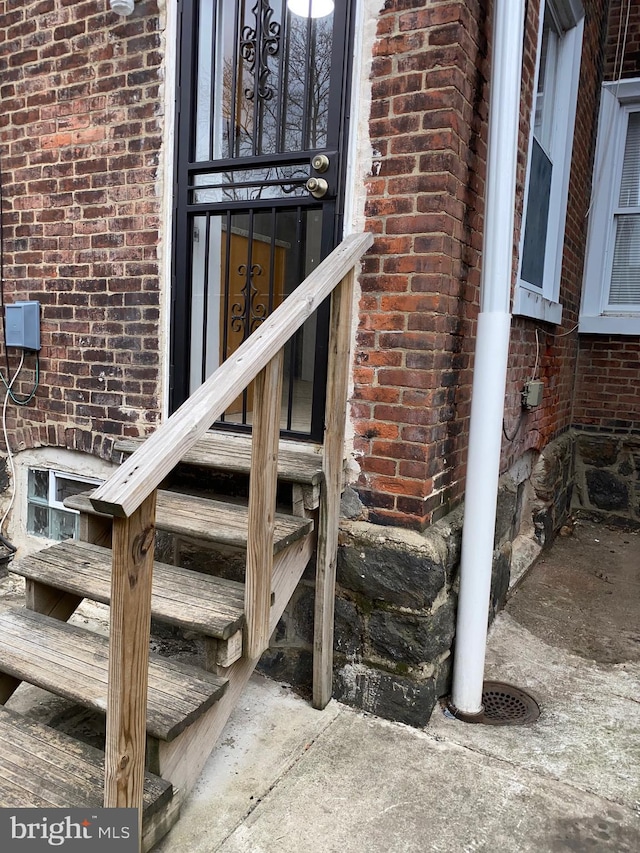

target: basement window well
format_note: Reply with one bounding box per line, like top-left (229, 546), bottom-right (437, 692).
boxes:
top-left (27, 469), bottom-right (102, 541)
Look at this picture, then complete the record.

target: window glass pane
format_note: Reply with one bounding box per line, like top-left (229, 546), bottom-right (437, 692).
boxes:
top-left (27, 503), bottom-right (49, 538)
top-left (54, 475), bottom-right (93, 504)
top-left (28, 469), bottom-right (49, 501)
top-left (49, 508), bottom-right (78, 542)
top-left (534, 10), bottom-right (559, 155)
top-left (521, 138), bottom-right (553, 288)
top-left (618, 112), bottom-right (640, 209)
top-left (609, 213), bottom-right (640, 305)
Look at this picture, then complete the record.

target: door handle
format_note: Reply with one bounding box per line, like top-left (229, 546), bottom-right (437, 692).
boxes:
top-left (306, 177), bottom-right (329, 199)
top-left (311, 154), bottom-right (330, 173)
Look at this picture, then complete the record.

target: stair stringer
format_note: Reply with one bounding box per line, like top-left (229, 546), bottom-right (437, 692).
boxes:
top-left (154, 529), bottom-right (316, 799)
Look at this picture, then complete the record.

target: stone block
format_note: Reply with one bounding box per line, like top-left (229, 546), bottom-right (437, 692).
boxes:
top-left (291, 584), bottom-right (315, 646)
top-left (368, 598), bottom-right (456, 665)
top-left (334, 662), bottom-right (437, 727)
top-left (576, 434), bottom-right (619, 468)
top-left (338, 538), bottom-right (446, 610)
top-left (334, 597), bottom-right (364, 657)
top-left (490, 543), bottom-right (511, 618)
top-left (340, 486), bottom-right (365, 520)
top-left (531, 434), bottom-right (574, 502)
top-left (258, 648), bottom-right (313, 694)
top-left (586, 469), bottom-right (629, 511)
top-left (494, 482), bottom-right (518, 545)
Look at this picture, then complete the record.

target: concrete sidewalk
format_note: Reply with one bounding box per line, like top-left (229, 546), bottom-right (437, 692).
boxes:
top-left (157, 519), bottom-right (640, 852)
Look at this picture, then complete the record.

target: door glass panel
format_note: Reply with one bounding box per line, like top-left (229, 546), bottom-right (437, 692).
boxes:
top-left (191, 164), bottom-right (310, 203)
top-left (195, 0), bottom-right (335, 160)
top-left (189, 206), bottom-right (323, 433)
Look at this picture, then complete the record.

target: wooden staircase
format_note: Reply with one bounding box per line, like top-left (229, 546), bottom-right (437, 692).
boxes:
top-left (0, 233), bottom-right (373, 851)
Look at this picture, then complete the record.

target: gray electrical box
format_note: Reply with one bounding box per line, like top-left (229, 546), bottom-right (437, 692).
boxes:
top-left (5, 301), bottom-right (41, 350)
top-left (522, 379), bottom-right (544, 409)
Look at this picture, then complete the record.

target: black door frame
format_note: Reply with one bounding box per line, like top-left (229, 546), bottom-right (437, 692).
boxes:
top-left (170, 0), bottom-right (355, 441)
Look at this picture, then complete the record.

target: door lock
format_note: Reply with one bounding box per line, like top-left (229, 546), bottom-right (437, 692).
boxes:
top-left (306, 177), bottom-right (328, 199)
top-left (311, 154), bottom-right (330, 173)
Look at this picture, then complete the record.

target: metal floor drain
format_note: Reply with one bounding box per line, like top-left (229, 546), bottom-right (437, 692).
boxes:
top-left (447, 681), bottom-right (540, 726)
top-left (480, 681), bottom-right (540, 725)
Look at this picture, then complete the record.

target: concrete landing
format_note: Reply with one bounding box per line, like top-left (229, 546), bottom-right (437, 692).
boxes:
top-left (157, 521), bottom-right (639, 852)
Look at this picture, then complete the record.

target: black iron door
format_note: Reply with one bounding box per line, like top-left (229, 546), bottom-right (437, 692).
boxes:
top-left (171, 0), bottom-right (353, 439)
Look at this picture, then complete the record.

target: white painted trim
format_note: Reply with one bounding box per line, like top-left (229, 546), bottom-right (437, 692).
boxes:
top-left (579, 77), bottom-right (640, 334)
top-left (514, 0), bottom-right (584, 322)
top-left (344, 0), bottom-right (383, 235)
top-left (513, 285), bottom-right (563, 323)
top-left (158, 0), bottom-right (178, 420)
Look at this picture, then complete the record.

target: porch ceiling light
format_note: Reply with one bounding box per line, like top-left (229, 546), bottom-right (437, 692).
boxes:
top-left (287, 0), bottom-right (334, 19)
top-left (109, 0), bottom-right (135, 16)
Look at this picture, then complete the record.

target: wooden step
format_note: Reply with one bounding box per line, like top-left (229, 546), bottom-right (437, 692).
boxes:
top-left (0, 705), bottom-right (171, 815)
top-left (12, 539), bottom-right (245, 641)
top-left (115, 431), bottom-right (324, 485)
top-left (66, 489), bottom-right (313, 554)
top-left (0, 606), bottom-right (228, 741)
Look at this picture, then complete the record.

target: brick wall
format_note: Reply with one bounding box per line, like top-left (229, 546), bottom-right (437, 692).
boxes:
top-left (502, 0), bottom-right (608, 471)
top-left (574, 337), bottom-right (640, 433)
top-left (573, 0), bottom-right (640, 435)
top-left (353, 0), bottom-right (609, 529)
top-left (353, 0), bottom-right (490, 529)
top-left (0, 0), bottom-right (163, 460)
top-left (604, 0), bottom-right (640, 80)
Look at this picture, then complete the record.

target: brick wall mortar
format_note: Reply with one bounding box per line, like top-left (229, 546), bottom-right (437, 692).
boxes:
top-left (0, 0), bottom-right (163, 461)
top-left (353, 0), bottom-right (609, 529)
top-left (354, 0), bottom-right (489, 529)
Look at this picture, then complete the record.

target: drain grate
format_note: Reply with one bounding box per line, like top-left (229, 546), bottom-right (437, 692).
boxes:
top-left (480, 681), bottom-right (540, 725)
top-left (447, 681), bottom-right (540, 726)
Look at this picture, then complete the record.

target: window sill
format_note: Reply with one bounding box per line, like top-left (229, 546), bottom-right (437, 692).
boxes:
top-left (578, 314), bottom-right (640, 335)
top-left (513, 285), bottom-right (563, 324)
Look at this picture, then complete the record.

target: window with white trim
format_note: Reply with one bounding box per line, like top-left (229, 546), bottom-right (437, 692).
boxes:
top-left (580, 78), bottom-right (640, 334)
top-left (27, 469), bottom-right (102, 541)
top-left (513, 0), bottom-right (585, 324)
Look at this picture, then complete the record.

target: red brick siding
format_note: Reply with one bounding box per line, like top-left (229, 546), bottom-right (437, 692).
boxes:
top-left (0, 0), bottom-right (163, 459)
top-left (604, 0), bottom-right (640, 80)
top-left (574, 336), bottom-right (640, 432)
top-left (502, 0), bottom-right (609, 470)
top-left (355, 0), bottom-right (609, 528)
top-left (573, 0), bottom-right (640, 435)
top-left (354, 0), bottom-right (489, 528)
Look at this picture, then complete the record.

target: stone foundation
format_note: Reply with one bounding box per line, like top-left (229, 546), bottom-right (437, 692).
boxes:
top-left (260, 432), bottom-right (577, 727)
top-left (573, 431), bottom-right (640, 526)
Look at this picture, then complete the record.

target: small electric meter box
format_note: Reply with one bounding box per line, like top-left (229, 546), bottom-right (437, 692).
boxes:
top-left (5, 301), bottom-right (41, 351)
top-left (522, 379), bottom-right (544, 409)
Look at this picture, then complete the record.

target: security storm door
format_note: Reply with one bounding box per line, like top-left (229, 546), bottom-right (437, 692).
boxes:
top-left (172, 0), bottom-right (352, 439)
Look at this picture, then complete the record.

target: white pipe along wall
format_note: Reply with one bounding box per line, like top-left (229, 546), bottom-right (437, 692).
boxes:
top-left (450, 0), bottom-right (526, 717)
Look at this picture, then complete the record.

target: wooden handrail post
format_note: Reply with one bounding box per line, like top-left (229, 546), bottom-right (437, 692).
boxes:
top-left (104, 490), bottom-right (157, 850)
top-left (245, 349), bottom-right (284, 659)
top-left (313, 268), bottom-right (355, 709)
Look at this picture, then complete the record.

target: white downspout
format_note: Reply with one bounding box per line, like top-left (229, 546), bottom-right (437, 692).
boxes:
top-left (450, 0), bottom-right (526, 717)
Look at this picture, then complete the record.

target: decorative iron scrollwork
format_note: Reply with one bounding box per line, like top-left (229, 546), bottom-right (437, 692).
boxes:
top-left (240, 0), bottom-right (281, 102)
top-left (231, 263), bottom-right (268, 338)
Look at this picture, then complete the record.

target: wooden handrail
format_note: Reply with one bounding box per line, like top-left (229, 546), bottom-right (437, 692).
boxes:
top-left (99, 231), bottom-right (372, 840)
top-left (91, 232), bottom-right (373, 519)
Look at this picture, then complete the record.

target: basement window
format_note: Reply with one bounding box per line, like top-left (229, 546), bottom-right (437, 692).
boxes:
top-left (27, 469), bottom-right (102, 542)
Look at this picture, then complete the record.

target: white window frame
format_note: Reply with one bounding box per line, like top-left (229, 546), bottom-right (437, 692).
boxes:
top-left (513, 0), bottom-right (585, 324)
top-left (580, 78), bottom-right (640, 334)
